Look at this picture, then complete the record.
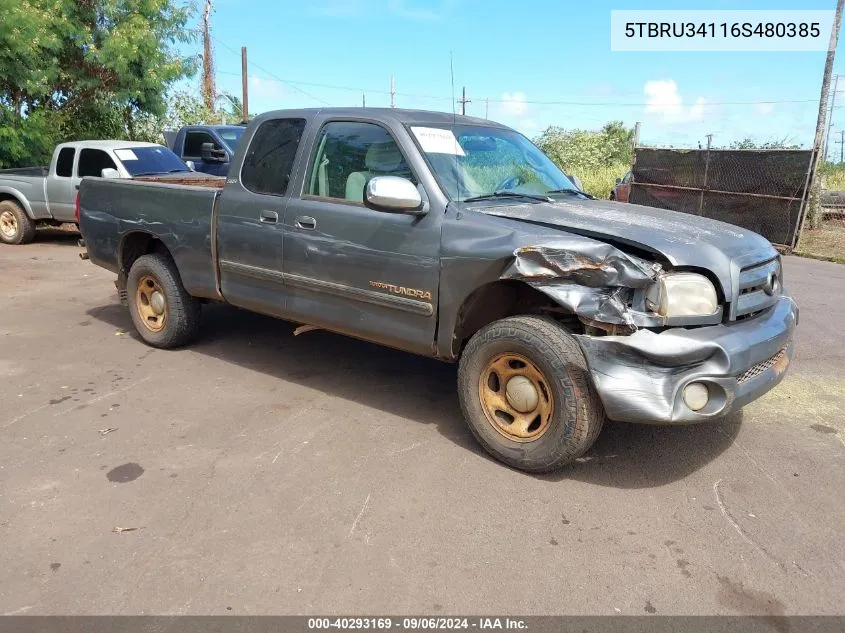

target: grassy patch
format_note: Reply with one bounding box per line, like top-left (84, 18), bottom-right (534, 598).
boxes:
top-left (795, 224), bottom-right (845, 264)
top-left (573, 162), bottom-right (628, 199)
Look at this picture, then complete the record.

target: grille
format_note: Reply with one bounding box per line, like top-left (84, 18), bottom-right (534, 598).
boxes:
top-left (738, 348), bottom-right (787, 384)
top-left (733, 257), bottom-right (781, 320)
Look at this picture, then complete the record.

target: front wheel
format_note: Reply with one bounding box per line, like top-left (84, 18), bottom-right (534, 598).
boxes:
top-left (126, 253), bottom-right (202, 348)
top-left (457, 315), bottom-right (604, 473)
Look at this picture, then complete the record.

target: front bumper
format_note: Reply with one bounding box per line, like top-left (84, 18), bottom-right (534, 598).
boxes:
top-left (574, 294), bottom-right (799, 424)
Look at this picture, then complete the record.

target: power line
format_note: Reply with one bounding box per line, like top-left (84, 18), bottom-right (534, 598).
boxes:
top-left (211, 36), bottom-right (332, 106)
top-left (214, 66), bottom-right (819, 108)
top-left (209, 35), bottom-right (820, 110)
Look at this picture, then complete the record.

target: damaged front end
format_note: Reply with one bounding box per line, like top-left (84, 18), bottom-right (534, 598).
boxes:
top-left (498, 239), bottom-right (798, 424)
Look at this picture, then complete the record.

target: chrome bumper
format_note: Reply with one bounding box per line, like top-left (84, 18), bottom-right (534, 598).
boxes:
top-left (574, 294), bottom-right (799, 424)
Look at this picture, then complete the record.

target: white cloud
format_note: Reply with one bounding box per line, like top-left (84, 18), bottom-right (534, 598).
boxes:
top-left (756, 102), bottom-right (776, 116)
top-left (644, 79), bottom-right (706, 123)
top-left (500, 92), bottom-right (528, 116)
top-left (248, 75), bottom-right (284, 102)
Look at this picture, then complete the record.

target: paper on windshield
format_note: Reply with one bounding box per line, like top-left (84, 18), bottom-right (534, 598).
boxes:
top-left (114, 149), bottom-right (138, 161)
top-left (411, 127), bottom-right (465, 156)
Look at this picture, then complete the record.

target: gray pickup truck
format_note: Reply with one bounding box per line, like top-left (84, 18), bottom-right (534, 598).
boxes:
top-left (0, 140), bottom-right (207, 244)
top-left (78, 108), bottom-right (798, 473)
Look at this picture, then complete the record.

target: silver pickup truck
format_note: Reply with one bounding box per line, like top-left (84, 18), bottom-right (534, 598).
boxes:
top-left (0, 140), bottom-right (208, 245)
top-left (78, 108), bottom-right (799, 473)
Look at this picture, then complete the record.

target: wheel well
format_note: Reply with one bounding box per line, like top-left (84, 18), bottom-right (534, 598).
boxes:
top-left (120, 232), bottom-right (171, 274)
top-left (0, 193), bottom-right (26, 211)
top-left (451, 280), bottom-right (579, 357)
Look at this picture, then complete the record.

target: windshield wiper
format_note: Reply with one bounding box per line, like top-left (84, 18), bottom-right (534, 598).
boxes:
top-left (463, 190), bottom-right (553, 203)
top-left (546, 188), bottom-right (596, 200)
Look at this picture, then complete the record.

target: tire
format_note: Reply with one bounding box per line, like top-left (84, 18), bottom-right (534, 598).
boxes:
top-left (126, 253), bottom-right (202, 348)
top-left (457, 315), bottom-right (604, 473)
top-left (0, 200), bottom-right (36, 245)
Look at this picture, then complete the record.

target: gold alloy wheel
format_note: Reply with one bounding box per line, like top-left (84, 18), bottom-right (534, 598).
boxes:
top-left (135, 275), bottom-right (168, 332)
top-left (478, 352), bottom-right (555, 442)
top-left (0, 210), bottom-right (18, 239)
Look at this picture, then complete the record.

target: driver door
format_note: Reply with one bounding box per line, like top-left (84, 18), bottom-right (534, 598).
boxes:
top-left (283, 119), bottom-right (442, 356)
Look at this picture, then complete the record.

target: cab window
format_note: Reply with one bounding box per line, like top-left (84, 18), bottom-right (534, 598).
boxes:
top-left (306, 121), bottom-right (416, 203)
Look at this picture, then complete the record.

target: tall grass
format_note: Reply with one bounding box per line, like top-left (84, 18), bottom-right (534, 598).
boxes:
top-left (459, 162), bottom-right (629, 200)
top-left (571, 162), bottom-right (629, 199)
top-left (819, 163), bottom-right (845, 190)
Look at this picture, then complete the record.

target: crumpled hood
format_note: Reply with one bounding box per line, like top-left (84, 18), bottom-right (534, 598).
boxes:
top-left (471, 198), bottom-right (779, 296)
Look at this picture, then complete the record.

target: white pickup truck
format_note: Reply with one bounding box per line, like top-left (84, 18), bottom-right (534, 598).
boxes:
top-left (0, 140), bottom-right (215, 245)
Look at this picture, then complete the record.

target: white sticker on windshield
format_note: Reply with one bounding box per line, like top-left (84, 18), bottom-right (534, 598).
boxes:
top-left (114, 149), bottom-right (138, 161)
top-left (411, 127), bottom-right (465, 156)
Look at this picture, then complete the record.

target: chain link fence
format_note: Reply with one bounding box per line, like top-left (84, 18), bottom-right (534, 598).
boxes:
top-left (628, 147), bottom-right (813, 248)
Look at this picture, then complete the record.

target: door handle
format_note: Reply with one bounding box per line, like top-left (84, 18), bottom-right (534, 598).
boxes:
top-left (295, 215), bottom-right (317, 230)
top-left (260, 210), bottom-right (278, 224)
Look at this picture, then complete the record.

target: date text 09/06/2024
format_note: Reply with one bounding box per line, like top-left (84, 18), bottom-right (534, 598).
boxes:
top-left (624, 22), bottom-right (820, 38)
top-left (307, 618), bottom-right (528, 630)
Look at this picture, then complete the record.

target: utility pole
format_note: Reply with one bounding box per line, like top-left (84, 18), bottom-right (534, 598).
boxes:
top-left (390, 76), bottom-right (395, 108)
top-left (201, 0), bottom-right (216, 113)
top-left (241, 46), bottom-right (249, 121)
top-left (633, 121), bottom-right (641, 149)
top-left (362, 93), bottom-right (366, 108)
top-left (837, 130), bottom-right (845, 163)
top-left (458, 86), bottom-right (471, 115)
top-left (806, 0), bottom-right (845, 231)
top-left (824, 74), bottom-right (841, 161)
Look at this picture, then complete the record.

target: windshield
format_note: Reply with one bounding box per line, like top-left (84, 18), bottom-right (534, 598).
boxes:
top-left (409, 124), bottom-right (578, 202)
top-left (217, 126), bottom-right (246, 151)
top-left (117, 146), bottom-right (190, 176)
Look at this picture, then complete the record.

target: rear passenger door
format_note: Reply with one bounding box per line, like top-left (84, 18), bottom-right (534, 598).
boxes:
top-left (44, 147), bottom-right (78, 221)
top-left (216, 117), bottom-right (308, 316)
top-left (282, 119), bottom-right (442, 356)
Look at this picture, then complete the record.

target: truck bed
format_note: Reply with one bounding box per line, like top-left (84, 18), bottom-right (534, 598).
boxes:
top-left (0, 166), bottom-right (48, 178)
top-left (79, 177), bottom-right (222, 299)
top-left (133, 175), bottom-right (226, 188)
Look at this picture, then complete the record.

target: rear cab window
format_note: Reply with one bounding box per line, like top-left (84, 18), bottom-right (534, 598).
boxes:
top-left (55, 148), bottom-right (75, 177)
top-left (240, 118), bottom-right (307, 196)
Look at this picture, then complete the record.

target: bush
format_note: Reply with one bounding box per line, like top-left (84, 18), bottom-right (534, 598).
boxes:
top-left (533, 122), bottom-right (633, 199)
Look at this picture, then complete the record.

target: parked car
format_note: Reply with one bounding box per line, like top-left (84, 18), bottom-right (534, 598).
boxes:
top-left (78, 108), bottom-right (798, 473)
top-left (164, 124), bottom-right (247, 176)
top-left (0, 141), bottom-right (212, 245)
top-left (610, 170), bottom-right (633, 202)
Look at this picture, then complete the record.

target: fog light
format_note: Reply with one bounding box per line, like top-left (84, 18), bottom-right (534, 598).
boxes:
top-left (683, 382), bottom-right (709, 411)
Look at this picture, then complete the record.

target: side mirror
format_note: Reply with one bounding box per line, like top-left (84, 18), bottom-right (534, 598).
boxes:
top-left (185, 160), bottom-right (196, 171)
top-left (101, 168), bottom-right (120, 179)
top-left (364, 176), bottom-right (424, 214)
top-left (615, 177), bottom-right (622, 185)
top-left (200, 142), bottom-right (228, 163)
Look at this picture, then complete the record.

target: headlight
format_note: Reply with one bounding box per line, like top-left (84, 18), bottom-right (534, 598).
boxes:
top-left (645, 273), bottom-right (719, 317)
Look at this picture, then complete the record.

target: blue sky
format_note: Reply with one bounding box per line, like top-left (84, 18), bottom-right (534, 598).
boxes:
top-left (180, 0), bottom-right (845, 154)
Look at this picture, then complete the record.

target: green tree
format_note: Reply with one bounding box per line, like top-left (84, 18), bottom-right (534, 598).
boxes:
top-left (728, 137), bottom-right (801, 150)
top-left (533, 121), bottom-right (635, 173)
top-left (0, 0), bottom-right (197, 167)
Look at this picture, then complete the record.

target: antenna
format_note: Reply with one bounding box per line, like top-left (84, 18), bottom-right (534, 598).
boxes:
top-left (449, 51), bottom-right (461, 201)
top-left (449, 51), bottom-right (456, 118)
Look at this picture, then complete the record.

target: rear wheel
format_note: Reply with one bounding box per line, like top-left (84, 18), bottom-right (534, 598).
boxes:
top-left (457, 315), bottom-right (604, 473)
top-left (0, 200), bottom-right (36, 245)
top-left (126, 253), bottom-right (202, 348)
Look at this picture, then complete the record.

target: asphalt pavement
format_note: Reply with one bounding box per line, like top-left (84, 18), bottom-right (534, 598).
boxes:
top-left (1, 231), bottom-right (843, 615)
